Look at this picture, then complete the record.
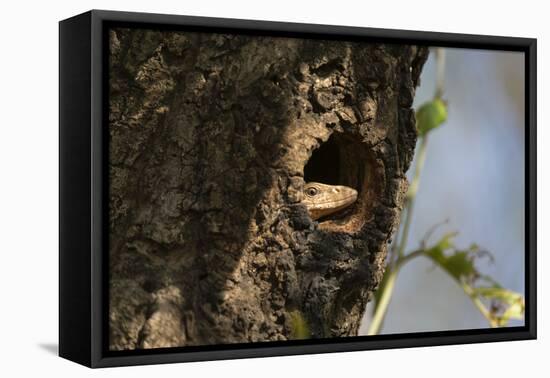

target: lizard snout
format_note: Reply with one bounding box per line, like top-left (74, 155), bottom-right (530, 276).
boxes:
top-left (333, 185), bottom-right (357, 198)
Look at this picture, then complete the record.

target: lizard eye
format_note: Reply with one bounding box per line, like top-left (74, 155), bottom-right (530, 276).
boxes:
top-left (306, 187), bottom-right (318, 197)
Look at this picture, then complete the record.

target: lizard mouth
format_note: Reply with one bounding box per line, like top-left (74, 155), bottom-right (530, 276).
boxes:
top-left (308, 191), bottom-right (359, 221)
top-left (314, 193), bottom-right (358, 207)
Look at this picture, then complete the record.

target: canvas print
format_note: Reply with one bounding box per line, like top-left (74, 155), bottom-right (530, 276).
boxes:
top-left (107, 26), bottom-right (525, 351)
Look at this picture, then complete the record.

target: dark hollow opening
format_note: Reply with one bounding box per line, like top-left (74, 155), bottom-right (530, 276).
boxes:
top-left (304, 132), bottom-right (364, 191)
top-left (304, 136), bottom-right (341, 185)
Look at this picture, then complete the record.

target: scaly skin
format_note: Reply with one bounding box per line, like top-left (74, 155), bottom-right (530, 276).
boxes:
top-left (302, 182), bottom-right (358, 220)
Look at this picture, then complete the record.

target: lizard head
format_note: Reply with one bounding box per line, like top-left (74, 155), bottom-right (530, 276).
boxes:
top-left (302, 182), bottom-right (358, 221)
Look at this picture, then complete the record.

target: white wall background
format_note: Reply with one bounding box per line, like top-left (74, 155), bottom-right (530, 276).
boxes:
top-left (0, 1), bottom-right (546, 377)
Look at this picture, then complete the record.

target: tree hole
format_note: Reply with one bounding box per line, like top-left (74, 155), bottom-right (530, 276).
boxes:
top-left (303, 132), bottom-right (380, 232)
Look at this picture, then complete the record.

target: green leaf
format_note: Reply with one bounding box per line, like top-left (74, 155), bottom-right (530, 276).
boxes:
top-left (473, 286), bottom-right (525, 326)
top-left (443, 252), bottom-right (477, 280)
top-left (289, 310), bottom-right (310, 339)
top-left (424, 232), bottom-right (477, 281)
top-left (420, 232), bottom-right (525, 327)
top-left (416, 98), bottom-right (448, 137)
top-left (500, 300), bottom-right (525, 323)
top-left (472, 287), bottom-right (523, 304)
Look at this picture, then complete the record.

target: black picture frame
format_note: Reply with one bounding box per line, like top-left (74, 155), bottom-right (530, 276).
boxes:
top-left (59, 9), bottom-right (537, 368)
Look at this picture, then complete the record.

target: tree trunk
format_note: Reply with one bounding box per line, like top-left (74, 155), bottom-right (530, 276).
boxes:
top-left (108, 27), bottom-right (428, 350)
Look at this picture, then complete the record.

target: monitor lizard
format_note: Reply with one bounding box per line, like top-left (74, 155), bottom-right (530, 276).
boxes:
top-left (302, 182), bottom-right (358, 220)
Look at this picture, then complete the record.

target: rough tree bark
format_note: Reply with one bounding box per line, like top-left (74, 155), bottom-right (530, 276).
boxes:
top-left (108, 27), bottom-right (428, 350)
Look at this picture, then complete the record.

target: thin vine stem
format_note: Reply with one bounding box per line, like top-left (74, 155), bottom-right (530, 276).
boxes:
top-left (367, 268), bottom-right (398, 335)
top-left (435, 48), bottom-right (446, 99)
top-left (398, 135), bottom-right (429, 258)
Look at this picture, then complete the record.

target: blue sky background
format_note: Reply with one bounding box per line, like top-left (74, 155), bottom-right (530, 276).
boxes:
top-left (359, 47), bottom-right (525, 334)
